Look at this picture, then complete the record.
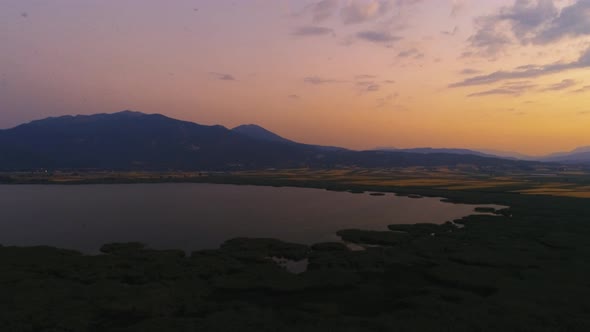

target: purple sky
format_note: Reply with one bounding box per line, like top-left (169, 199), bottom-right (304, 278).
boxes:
top-left (1, 0), bottom-right (589, 154)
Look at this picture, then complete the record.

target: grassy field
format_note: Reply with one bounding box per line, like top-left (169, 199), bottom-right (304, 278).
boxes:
top-left (4, 165), bottom-right (590, 197)
top-left (1, 167), bottom-right (590, 331)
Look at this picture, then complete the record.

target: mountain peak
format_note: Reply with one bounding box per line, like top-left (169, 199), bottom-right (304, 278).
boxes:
top-left (115, 110), bottom-right (146, 116)
top-left (233, 124), bottom-right (263, 130)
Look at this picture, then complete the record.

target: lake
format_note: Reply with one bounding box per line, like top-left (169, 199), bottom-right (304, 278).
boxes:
top-left (0, 183), bottom-right (502, 253)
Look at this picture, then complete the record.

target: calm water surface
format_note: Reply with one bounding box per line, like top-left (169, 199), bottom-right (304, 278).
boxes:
top-left (0, 183), bottom-right (501, 253)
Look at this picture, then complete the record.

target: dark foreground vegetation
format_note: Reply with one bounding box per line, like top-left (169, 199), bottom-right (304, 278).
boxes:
top-left (2, 175), bottom-right (590, 332)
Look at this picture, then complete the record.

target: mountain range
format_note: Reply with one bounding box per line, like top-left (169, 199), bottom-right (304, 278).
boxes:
top-left (0, 111), bottom-right (547, 171)
top-left (539, 146), bottom-right (590, 163)
top-left (376, 147), bottom-right (496, 159)
top-left (377, 146), bottom-right (590, 164)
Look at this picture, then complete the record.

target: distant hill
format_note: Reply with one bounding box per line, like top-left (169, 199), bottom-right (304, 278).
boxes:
top-left (475, 147), bottom-right (590, 164)
top-left (540, 147), bottom-right (590, 164)
top-left (477, 146), bottom-right (590, 164)
top-left (377, 147), bottom-right (496, 158)
top-left (476, 149), bottom-right (536, 161)
top-left (0, 111), bottom-right (541, 171)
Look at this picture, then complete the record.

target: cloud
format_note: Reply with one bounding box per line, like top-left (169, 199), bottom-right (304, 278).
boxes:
top-left (354, 75), bottom-right (381, 92)
top-left (468, 0), bottom-right (590, 56)
top-left (355, 74), bottom-right (378, 79)
top-left (441, 26), bottom-right (459, 36)
top-left (367, 84), bottom-right (380, 91)
top-left (450, 47), bottom-right (590, 87)
top-left (579, 110), bottom-right (590, 115)
top-left (382, 79), bottom-right (396, 84)
top-left (340, 0), bottom-right (393, 25)
top-left (356, 30), bottom-right (402, 44)
top-left (292, 26), bottom-right (334, 37)
top-left (459, 68), bottom-right (482, 75)
top-left (573, 85), bottom-right (590, 93)
top-left (396, 0), bottom-right (424, 7)
top-left (304, 76), bottom-right (344, 85)
top-left (309, 0), bottom-right (340, 22)
top-left (541, 79), bottom-right (578, 91)
top-left (499, 0), bottom-right (558, 40)
top-left (534, 0), bottom-right (590, 44)
top-left (355, 80), bottom-right (380, 92)
top-left (397, 48), bottom-right (424, 59)
top-left (302, 0), bottom-right (422, 25)
top-left (209, 72), bottom-right (236, 81)
top-left (288, 94), bottom-right (301, 100)
top-left (467, 81), bottom-right (537, 97)
top-left (467, 15), bottom-right (513, 56)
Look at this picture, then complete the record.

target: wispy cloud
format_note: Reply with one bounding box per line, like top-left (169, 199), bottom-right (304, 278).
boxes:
top-left (292, 26), bottom-right (334, 37)
top-left (397, 48), bottom-right (424, 59)
top-left (209, 72), bottom-right (236, 81)
top-left (340, 0), bottom-right (392, 25)
top-left (356, 30), bottom-right (402, 44)
top-left (572, 85), bottom-right (590, 93)
top-left (309, 0), bottom-right (340, 22)
top-left (367, 84), bottom-right (380, 91)
top-left (459, 68), bottom-right (482, 75)
top-left (467, 81), bottom-right (537, 97)
top-left (467, 15), bottom-right (512, 57)
top-left (541, 79), bottom-right (578, 92)
top-left (288, 94), bottom-right (301, 100)
top-left (354, 75), bottom-right (395, 88)
top-left (450, 47), bottom-right (590, 87)
top-left (304, 76), bottom-right (344, 85)
top-left (441, 26), bottom-right (458, 36)
top-left (355, 74), bottom-right (377, 80)
top-left (356, 81), bottom-right (380, 92)
top-left (301, 0), bottom-right (423, 26)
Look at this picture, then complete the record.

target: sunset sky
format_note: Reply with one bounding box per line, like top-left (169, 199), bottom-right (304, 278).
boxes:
top-left (1, 0), bottom-right (589, 155)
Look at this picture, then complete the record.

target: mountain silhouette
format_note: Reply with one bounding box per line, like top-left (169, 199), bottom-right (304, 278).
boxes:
top-left (377, 147), bottom-right (495, 158)
top-left (0, 111), bottom-right (541, 170)
top-left (475, 147), bottom-right (590, 164)
top-left (0, 111), bottom-right (319, 170)
top-left (540, 146), bottom-right (590, 164)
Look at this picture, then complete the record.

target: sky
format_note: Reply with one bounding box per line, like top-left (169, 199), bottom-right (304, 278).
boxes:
top-left (1, 0), bottom-right (589, 155)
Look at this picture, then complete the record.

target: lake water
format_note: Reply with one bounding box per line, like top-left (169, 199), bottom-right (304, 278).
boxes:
top-left (0, 183), bottom-right (502, 253)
